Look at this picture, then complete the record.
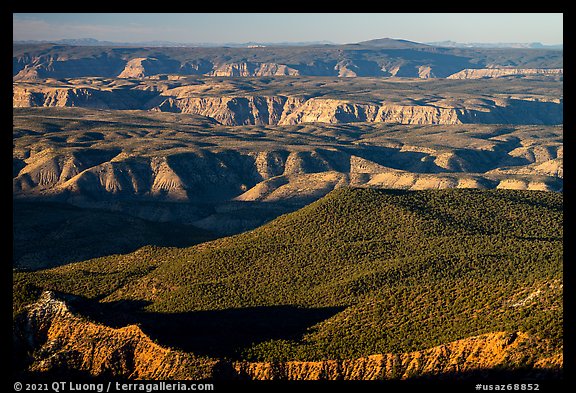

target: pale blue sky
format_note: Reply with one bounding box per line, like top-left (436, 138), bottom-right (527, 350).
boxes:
top-left (13, 13), bottom-right (563, 45)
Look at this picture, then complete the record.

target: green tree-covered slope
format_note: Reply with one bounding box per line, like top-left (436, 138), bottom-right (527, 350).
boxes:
top-left (13, 188), bottom-right (562, 362)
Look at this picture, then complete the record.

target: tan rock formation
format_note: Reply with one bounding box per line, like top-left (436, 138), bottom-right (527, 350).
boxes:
top-left (417, 65), bottom-right (435, 79)
top-left (254, 63), bottom-right (300, 76)
top-left (13, 84), bottom-right (155, 109)
top-left (233, 331), bottom-right (561, 380)
top-left (15, 292), bottom-right (217, 379)
top-left (13, 78), bottom-right (563, 126)
top-left (15, 291), bottom-right (561, 380)
top-left (209, 62), bottom-right (300, 77)
top-left (119, 58), bottom-right (152, 78)
top-left (118, 57), bottom-right (181, 79)
top-left (153, 95), bottom-right (299, 126)
top-left (447, 68), bottom-right (563, 79)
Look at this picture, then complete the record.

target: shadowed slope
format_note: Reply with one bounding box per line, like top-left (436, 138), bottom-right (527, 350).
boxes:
top-left (14, 188), bottom-right (562, 371)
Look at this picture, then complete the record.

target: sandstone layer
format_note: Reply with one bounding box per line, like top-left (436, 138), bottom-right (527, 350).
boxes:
top-left (12, 42), bottom-right (563, 81)
top-left (448, 68), bottom-right (563, 79)
top-left (13, 107), bottom-right (563, 234)
top-left (14, 291), bottom-right (562, 380)
top-left (13, 78), bottom-right (564, 126)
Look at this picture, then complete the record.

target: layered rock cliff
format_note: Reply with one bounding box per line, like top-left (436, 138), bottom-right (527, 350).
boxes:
top-left (14, 291), bottom-right (562, 380)
top-left (13, 42), bottom-right (563, 80)
top-left (208, 62), bottom-right (301, 77)
top-left (13, 82), bottom-right (564, 126)
top-left (152, 95), bottom-right (307, 126)
top-left (13, 106), bottom-right (564, 209)
top-left (14, 291), bottom-right (217, 379)
top-left (448, 68), bottom-right (563, 79)
top-left (118, 57), bottom-right (181, 79)
top-left (278, 99), bottom-right (464, 125)
top-left (13, 85), bottom-right (157, 109)
top-left (233, 331), bottom-right (561, 380)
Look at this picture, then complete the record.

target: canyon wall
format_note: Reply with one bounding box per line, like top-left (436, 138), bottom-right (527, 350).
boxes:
top-left (13, 84), bottom-right (564, 126)
top-left (14, 291), bottom-right (562, 380)
top-left (13, 43), bottom-right (563, 81)
top-left (448, 68), bottom-right (563, 79)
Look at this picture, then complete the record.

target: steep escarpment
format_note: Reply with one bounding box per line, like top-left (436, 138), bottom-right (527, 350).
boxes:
top-left (233, 332), bottom-right (561, 380)
top-left (158, 95), bottom-right (562, 126)
top-left (208, 62), bottom-right (301, 77)
top-left (152, 95), bottom-right (306, 126)
top-left (13, 85), bottom-right (157, 109)
top-left (276, 99), bottom-right (462, 125)
top-left (13, 41), bottom-right (563, 80)
top-left (448, 68), bottom-right (563, 79)
top-left (118, 57), bottom-right (181, 78)
top-left (14, 291), bottom-right (561, 380)
top-left (14, 291), bottom-right (217, 379)
top-left (13, 81), bottom-right (564, 126)
top-left (13, 108), bottom-right (563, 235)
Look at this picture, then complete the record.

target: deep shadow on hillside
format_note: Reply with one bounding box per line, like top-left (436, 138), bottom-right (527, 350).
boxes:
top-left (66, 295), bottom-right (345, 359)
top-left (13, 199), bottom-right (303, 270)
top-left (12, 201), bottom-right (217, 270)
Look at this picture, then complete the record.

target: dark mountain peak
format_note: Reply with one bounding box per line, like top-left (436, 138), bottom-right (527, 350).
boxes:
top-left (354, 37), bottom-right (431, 49)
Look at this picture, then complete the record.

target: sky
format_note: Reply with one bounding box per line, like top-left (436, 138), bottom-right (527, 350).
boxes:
top-left (13, 13), bottom-right (563, 45)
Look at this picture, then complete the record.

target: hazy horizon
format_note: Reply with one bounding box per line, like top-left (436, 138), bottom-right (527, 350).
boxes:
top-left (13, 13), bottom-right (563, 45)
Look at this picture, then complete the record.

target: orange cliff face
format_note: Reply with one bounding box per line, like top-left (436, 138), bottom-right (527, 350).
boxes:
top-left (13, 291), bottom-right (218, 380)
top-left (232, 332), bottom-right (562, 380)
top-left (14, 291), bottom-right (562, 380)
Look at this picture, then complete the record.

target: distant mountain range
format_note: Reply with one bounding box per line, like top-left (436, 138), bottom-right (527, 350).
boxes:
top-left (426, 40), bottom-right (563, 50)
top-left (12, 37), bottom-right (337, 48)
top-left (13, 37), bottom-right (562, 50)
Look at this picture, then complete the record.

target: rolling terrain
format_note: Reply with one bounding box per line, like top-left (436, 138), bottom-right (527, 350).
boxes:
top-left (14, 76), bottom-right (563, 126)
top-left (13, 39), bottom-right (563, 80)
top-left (13, 106), bottom-right (562, 267)
top-left (13, 188), bottom-right (563, 379)
top-left (12, 37), bottom-right (563, 382)
top-left (13, 201), bottom-right (215, 270)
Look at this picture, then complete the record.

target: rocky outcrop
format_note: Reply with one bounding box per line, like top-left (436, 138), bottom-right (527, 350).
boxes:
top-left (118, 57), bottom-right (181, 78)
top-left (417, 65), bottom-right (435, 79)
top-left (150, 95), bottom-right (563, 126)
top-left (274, 99), bottom-right (465, 125)
top-left (255, 63), bottom-right (300, 76)
top-left (13, 143), bottom-right (564, 210)
top-left (209, 62), bottom-right (301, 77)
top-left (447, 68), bottom-right (563, 79)
top-left (152, 95), bottom-right (306, 126)
top-left (14, 291), bottom-right (217, 379)
top-left (13, 55), bottom-right (126, 81)
top-left (13, 87), bottom-right (109, 109)
top-left (14, 81), bottom-right (563, 126)
top-left (233, 331), bottom-right (561, 380)
top-left (13, 85), bottom-right (157, 109)
top-left (14, 291), bottom-right (562, 380)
